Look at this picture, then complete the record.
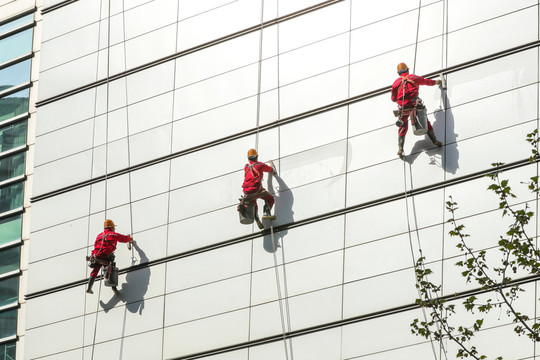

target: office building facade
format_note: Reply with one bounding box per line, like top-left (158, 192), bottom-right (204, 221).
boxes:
top-left (24, 0), bottom-right (540, 359)
top-left (0, 1), bottom-right (39, 359)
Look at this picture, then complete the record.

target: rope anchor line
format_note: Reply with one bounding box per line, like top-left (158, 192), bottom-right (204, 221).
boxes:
top-left (269, 222), bottom-right (291, 360)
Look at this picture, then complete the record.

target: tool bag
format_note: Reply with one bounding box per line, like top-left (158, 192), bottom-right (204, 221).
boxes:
top-left (104, 264), bottom-right (119, 287)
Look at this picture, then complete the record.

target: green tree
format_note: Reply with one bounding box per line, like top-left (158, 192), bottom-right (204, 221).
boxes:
top-left (411, 130), bottom-right (540, 359)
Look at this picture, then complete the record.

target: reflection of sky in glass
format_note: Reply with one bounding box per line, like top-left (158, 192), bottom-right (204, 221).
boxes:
top-left (0, 29), bottom-right (33, 64)
top-left (0, 60), bottom-right (31, 90)
top-left (0, 14), bottom-right (33, 36)
top-left (0, 215), bottom-right (22, 246)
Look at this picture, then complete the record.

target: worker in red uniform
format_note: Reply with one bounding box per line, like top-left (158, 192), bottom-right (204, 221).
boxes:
top-left (391, 62), bottom-right (442, 157)
top-left (86, 219), bottom-right (132, 295)
top-left (242, 149), bottom-right (276, 227)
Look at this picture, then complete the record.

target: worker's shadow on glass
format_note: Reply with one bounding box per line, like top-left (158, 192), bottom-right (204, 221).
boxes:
top-left (263, 174), bottom-right (294, 253)
top-left (99, 241), bottom-right (150, 315)
top-left (405, 92), bottom-right (458, 173)
top-left (437, 92), bottom-right (459, 174)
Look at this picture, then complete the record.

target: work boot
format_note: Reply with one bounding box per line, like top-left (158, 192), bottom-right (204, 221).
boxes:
top-left (86, 277), bottom-right (95, 294)
top-left (262, 204), bottom-right (276, 220)
top-left (427, 130), bottom-right (442, 147)
top-left (255, 217), bottom-right (264, 230)
top-left (397, 136), bottom-right (405, 158)
top-left (112, 286), bottom-right (119, 295)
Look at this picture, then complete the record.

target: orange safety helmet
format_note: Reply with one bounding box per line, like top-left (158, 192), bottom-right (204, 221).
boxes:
top-left (247, 148), bottom-right (258, 160)
top-left (104, 219), bottom-right (115, 229)
top-left (397, 62), bottom-right (409, 75)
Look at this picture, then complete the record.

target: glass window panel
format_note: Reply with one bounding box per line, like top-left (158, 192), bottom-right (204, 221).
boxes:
top-left (178, 0), bottom-right (239, 20)
top-left (350, 11), bottom-right (417, 64)
top-left (125, 0), bottom-right (178, 40)
top-left (0, 246), bottom-right (19, 276)
top-left (0, 29), bottom-right (33, 64)
top-left (0, 215), bottom-right (22, 246)
top-left (0, 14), bottom-right (33, 35)
top-left (0, 308), bottom-right (17, 339)
top-left (0, 182), bottom-right (24, 213)
top-left (0, 121), bottom-right (27, 153)
top-left (447, 7), bottom-right (538, 67)
top-left (0, 342), bottom-right (16, 360)
top-left (0, 276), bottom-right (18, 307)
top-left (33, 150), bottom-right (93, 196)
top-left (175, 31), bottom-right (259, 89)
top-left (448, 0), bottom-right (536, 32)
top-left (0, 60), bottom-right (31, 90)
top-left (39, 23), bottom-right (98, 72)
top-left (41, 0), bottom-right (100, 42)
top-left (0, 88), bottom-right (30, 122)
top-left (279, 67), bottom-right (348, 119)
top-left (37, 53), bottom-right (98, 101)
top-left (0, 152), bottom-right (25, 182)
top-left (280, 34), bottom-right (349, 86)
top-left (124, 24), bottom-right (177, 71)
top-left (278, 1), bottom-right (349, 53)
top-left (177, 0), bottom-right (260, 51)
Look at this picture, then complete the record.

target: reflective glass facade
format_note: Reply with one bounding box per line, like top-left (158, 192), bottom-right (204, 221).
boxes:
top-left (0, 7), bottom-right (34, 359)
top-left (27, 1), bottom-right (540, 359)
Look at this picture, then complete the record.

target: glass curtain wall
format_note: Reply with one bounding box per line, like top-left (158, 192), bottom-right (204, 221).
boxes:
top-left (0, 11), bottom-right (34, 359)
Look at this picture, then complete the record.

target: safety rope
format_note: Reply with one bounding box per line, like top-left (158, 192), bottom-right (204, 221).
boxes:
top-left (89, 1), bottom-right (113, 358)
top-left (269, 223), bottom-right (290, 360)
top-left (402, 2), bottom-right (446, 359)
top-left (403, 163), bottom-right (447, 360)
top-left (121, 0), bottom-right (136, 263)
top-left (438, 0), bottom-right (450, 357)
top-left (252, 1), bottom-right (291, 357)
top-left (272, 1), bottom-right (293, 356)
top-left (254, 0), bottom-right (264, 152)
top-left (90, 269), bottom-right (104, 360)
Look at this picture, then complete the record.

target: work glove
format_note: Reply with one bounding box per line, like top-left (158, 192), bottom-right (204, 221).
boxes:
top-left (268, 160), bottom-right (276, 174)
top-left (435, 80), bottom-right (442, 85)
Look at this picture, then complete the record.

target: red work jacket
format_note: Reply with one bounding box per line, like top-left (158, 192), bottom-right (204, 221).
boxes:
top-left (92, 229), bottom-right (131, 258)
top-left (391, 72), bottom-right (436, 108)
top-left (242, 160), bottom-right (273, 191)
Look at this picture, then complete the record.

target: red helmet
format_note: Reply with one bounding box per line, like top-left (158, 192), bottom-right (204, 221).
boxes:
top-left (397, 62), bottom-right (409, 75)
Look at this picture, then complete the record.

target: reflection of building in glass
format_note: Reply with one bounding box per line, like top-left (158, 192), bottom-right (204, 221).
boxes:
top-left (23, 1), bottom-right (540, 359)
top-left (0, 93), bottom-right (30, 122)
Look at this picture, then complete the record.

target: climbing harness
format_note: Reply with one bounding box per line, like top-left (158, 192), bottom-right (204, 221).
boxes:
top-left (394, 74), bottom-right (429, 136)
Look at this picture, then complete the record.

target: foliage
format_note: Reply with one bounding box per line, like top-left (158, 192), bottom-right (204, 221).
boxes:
top-left (411, 130), bottom-right (540, 359)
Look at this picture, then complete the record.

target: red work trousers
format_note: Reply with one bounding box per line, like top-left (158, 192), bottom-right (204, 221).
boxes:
top-left (89, 253), bottom-right (114, 278)
top-left (244, 186), bottom-right (274, 212)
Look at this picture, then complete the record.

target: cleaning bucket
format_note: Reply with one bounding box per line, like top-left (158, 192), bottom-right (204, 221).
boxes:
top-left (412, 107), bottom-right (429, 135)
top-left (238, 201), bottom-right (255, 224)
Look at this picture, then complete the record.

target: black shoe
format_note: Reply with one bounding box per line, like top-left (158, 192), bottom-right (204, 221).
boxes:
top-left (86, 277), bottom-right (95, 294)
top-left (262, 205), bottom-right (276, 220)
